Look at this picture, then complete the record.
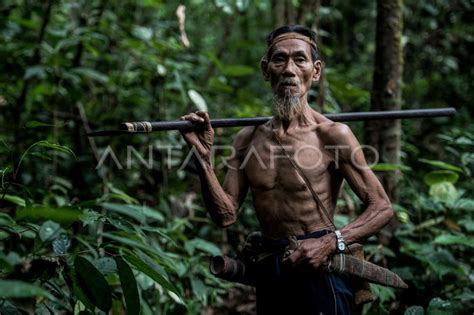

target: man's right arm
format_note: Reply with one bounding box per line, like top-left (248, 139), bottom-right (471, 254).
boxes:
top-left (181, 112), bottom-right (251, 227)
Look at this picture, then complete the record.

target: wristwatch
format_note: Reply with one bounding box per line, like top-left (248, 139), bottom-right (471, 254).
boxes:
top-left (334, 230), bottom-right (346, 253)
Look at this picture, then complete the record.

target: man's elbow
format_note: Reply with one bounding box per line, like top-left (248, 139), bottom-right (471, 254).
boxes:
top-left (381, 204), bottom-right (394, 226)
top-left (214, 217), bottom-right (236, 228)
top-left (217, 219), bottom-right (236, 228)
top-left (211, 213), bottom-right (237, 228)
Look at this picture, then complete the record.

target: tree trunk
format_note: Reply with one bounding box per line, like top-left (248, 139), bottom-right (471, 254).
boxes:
top-left (13, 0), bottom-right (54, 147)
top-left (271, 0), bottom-right (295, 27)
top-left (296, 0), bottom-right (320, 27)
top-left (365, 0), bottom-right (403, 202)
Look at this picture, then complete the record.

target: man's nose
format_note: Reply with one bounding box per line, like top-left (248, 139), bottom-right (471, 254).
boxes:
top-left (282, 59), bottom-right (297, 76)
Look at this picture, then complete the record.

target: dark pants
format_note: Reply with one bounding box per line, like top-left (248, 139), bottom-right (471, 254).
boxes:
top-left (255, 230), bottom-right (353, 315)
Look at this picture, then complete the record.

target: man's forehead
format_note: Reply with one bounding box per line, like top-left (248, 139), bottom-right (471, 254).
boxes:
top-left (270, 39), bottom-right (313, 56)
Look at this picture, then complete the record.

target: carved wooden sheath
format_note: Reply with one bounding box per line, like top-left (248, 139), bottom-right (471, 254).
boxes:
top-left (325, 253), bottom-right (408, 289)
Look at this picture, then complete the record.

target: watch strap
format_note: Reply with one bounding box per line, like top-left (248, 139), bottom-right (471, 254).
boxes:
top-left (335, 230), bottom-right (346, 253)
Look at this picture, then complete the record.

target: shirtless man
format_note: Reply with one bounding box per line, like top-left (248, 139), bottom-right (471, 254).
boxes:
top-left (181, 25), bottom-right (394, 315)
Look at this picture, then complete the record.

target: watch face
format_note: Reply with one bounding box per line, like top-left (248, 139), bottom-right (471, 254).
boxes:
top-left (338, 242), bottom-right (346, 251)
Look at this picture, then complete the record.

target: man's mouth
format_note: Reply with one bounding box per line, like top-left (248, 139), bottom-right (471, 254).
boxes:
top-left (279, 81), bottom-right (298, 88)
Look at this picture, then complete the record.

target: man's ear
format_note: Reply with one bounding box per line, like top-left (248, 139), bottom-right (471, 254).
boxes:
top-left (312, 60), bottom-right (323, 81)
top-left (260, 59), bottom-right (270, 81)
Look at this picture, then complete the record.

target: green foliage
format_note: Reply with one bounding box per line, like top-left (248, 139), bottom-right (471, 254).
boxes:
top-left (75, 256), bottom-right (112, 312)
top-left (115, 257), bottom-right (140, 315)
top-left (0, 0), bottom-right (473, 314)
top-left (0, 280), bottom-right (56, 300)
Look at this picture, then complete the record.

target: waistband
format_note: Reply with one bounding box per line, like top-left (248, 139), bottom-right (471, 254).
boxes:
top-left (261, 229), bottom-right (333, 250)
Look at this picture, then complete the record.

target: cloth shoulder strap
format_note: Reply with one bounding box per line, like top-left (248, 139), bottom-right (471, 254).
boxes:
top-left (272, 130), bottom-right (337, 230)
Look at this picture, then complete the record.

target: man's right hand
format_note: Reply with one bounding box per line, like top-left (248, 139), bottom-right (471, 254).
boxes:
top-left (180, 111), bottom-right (215, 163)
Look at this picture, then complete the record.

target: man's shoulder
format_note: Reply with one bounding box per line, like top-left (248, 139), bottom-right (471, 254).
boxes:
top-left (308, 110), bottom-right (353, 140)
top-left (317, 121), bottom-right (355, 146)
top-left (233, 126), bottom-right (258, 150)
top-left (235, 125), bottom-right (258, 140)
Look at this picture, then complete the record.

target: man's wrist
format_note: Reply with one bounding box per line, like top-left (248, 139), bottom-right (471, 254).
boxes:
top-left (194, 154), bottom-right (213, 170)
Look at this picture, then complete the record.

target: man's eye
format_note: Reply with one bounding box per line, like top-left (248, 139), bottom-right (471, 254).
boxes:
top-left (295, 57), bottom-right (306, 63)
top-left (273, 57), bottom-right (285, 63)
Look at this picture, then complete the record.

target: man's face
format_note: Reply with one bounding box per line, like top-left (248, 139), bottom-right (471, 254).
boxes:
top-left (263, 38), bottom-right (322, 98)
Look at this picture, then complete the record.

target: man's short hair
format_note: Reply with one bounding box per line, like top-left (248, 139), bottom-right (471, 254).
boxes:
top-left (265, 25), bottom-right (320, 61)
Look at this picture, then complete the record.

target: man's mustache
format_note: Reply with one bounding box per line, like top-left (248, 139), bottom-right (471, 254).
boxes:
top-left (278, 78), bottom-right (300, 87)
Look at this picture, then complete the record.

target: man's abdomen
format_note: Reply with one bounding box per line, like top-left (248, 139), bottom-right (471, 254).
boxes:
top-left (252, 188), bottom-right (333, 238)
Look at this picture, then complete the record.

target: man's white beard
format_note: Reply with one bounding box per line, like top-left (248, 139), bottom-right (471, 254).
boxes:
top-left (272, 89), bottom-right (304, 121)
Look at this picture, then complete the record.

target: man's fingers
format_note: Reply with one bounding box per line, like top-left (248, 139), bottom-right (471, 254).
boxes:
top-left (283, 246), bottom-right (303, 265)
top-left (195, 111), bottom-right (212, 128)
top-left (181, 113), bottom-right (205, 123)
top-left (194, 111), bottom-right (209, 118)
top-left (180, 112), bottom-right (212, 132)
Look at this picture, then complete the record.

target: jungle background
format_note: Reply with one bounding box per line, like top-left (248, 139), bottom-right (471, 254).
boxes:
top-left (0, 0), bottom-right (473, 314)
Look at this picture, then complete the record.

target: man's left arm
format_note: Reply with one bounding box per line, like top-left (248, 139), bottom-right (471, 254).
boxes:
top-left (331, 123), bottom-right (394, 245)
top-left (284, 123), bottom-right (394, 268)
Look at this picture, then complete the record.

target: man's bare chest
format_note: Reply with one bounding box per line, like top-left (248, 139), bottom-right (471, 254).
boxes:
top-left (241, 130), bottom-right (333, 192)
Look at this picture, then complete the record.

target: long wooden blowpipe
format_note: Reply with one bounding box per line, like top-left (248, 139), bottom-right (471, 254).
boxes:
top-left (85, 107), bottom-right (456, 137)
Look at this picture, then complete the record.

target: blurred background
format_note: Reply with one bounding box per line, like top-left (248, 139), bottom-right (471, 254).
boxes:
top-left (0, 0), bottom-right (473, 314)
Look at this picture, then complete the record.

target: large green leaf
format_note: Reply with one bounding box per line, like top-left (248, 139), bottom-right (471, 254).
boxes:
top-left (434, 234), bottom-right (474, 248)
top-left (2, 194), bottom-right (26, 207)
top-left (115, 257), bottom-right (141, 315)
top-left (138, 205), bottom-right (164, 222)
top-left (63, 266), bottom-right (95, 311)
top-left (123, 250), bottom-right (181, 299)
top-left (0, 280), bottom-right (54, 300)
top-left (74, 256), bottom-right (112, 312)
top-left (17, 206), bottom-right (82, 223)
top-left (418, 159), bottom-right (463, 173)
top-left (101, 203), bottom-right (145, 223)
top-left (102, 232), bottom-right (154, 255)
top-left (25, 120), bottom-right (54, 128)
top-left (103, 232), bottom-right (179, 272)
top-left (101, 203), bottom-right (164, 223)
top-left (371, 163), bottom-right (412, 172)
top-left (423, 170), bottom-right (459, 185)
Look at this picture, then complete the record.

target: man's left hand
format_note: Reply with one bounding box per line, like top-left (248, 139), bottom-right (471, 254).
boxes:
top-left (282, 233), bottom-right (336, 269)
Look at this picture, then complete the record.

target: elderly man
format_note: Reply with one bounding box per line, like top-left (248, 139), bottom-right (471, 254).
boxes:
top-left (181, 25), bottom-right (393, 315)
